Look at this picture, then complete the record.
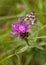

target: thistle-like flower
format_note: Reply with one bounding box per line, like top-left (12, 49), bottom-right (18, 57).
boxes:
top-left (11, 18), bottom-right (32, 39)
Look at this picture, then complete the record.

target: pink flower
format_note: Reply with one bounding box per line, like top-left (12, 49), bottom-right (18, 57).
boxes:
top-left (11, 18), bottom-right (32, 39)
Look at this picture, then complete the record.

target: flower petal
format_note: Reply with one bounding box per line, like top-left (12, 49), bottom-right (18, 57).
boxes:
top-left (28, 25), bottom-right (32, 29)
top-left (11, 32), bottom-right (16, 35)
top-left (18, 18), bottom-right (21, 23)
top-left (12, 24), bottom-right (16, 30)
top-left (17, 33), bottom-right (20, 40)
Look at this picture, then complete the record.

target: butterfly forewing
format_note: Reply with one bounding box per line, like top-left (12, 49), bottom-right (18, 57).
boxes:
top-left (22, 12), bottom-right (37, 25)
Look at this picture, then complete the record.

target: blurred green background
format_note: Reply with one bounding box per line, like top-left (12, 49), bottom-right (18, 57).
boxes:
top-left (0, 0), bottom-right (46, 65)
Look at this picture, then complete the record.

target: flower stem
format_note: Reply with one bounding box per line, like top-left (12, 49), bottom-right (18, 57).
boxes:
top-left (25, 38), bottom-right (30, 46)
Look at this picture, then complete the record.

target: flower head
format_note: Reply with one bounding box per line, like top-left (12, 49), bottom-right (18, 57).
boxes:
top-left (11, 18), bottom-right (32, 39)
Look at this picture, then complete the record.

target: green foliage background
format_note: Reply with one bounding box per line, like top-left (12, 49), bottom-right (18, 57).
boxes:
top-left (0, 0), bottom-right (46, 65)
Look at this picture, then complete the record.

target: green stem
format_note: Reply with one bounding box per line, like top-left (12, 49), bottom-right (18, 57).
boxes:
top-left (11, 49), bottom-right (21, 65)
top-left (25, 38), bottom-right (29, 46)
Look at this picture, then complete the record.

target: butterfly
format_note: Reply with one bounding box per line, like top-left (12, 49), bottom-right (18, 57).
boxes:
top-left (22, 12), bottom-right (37, 25)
